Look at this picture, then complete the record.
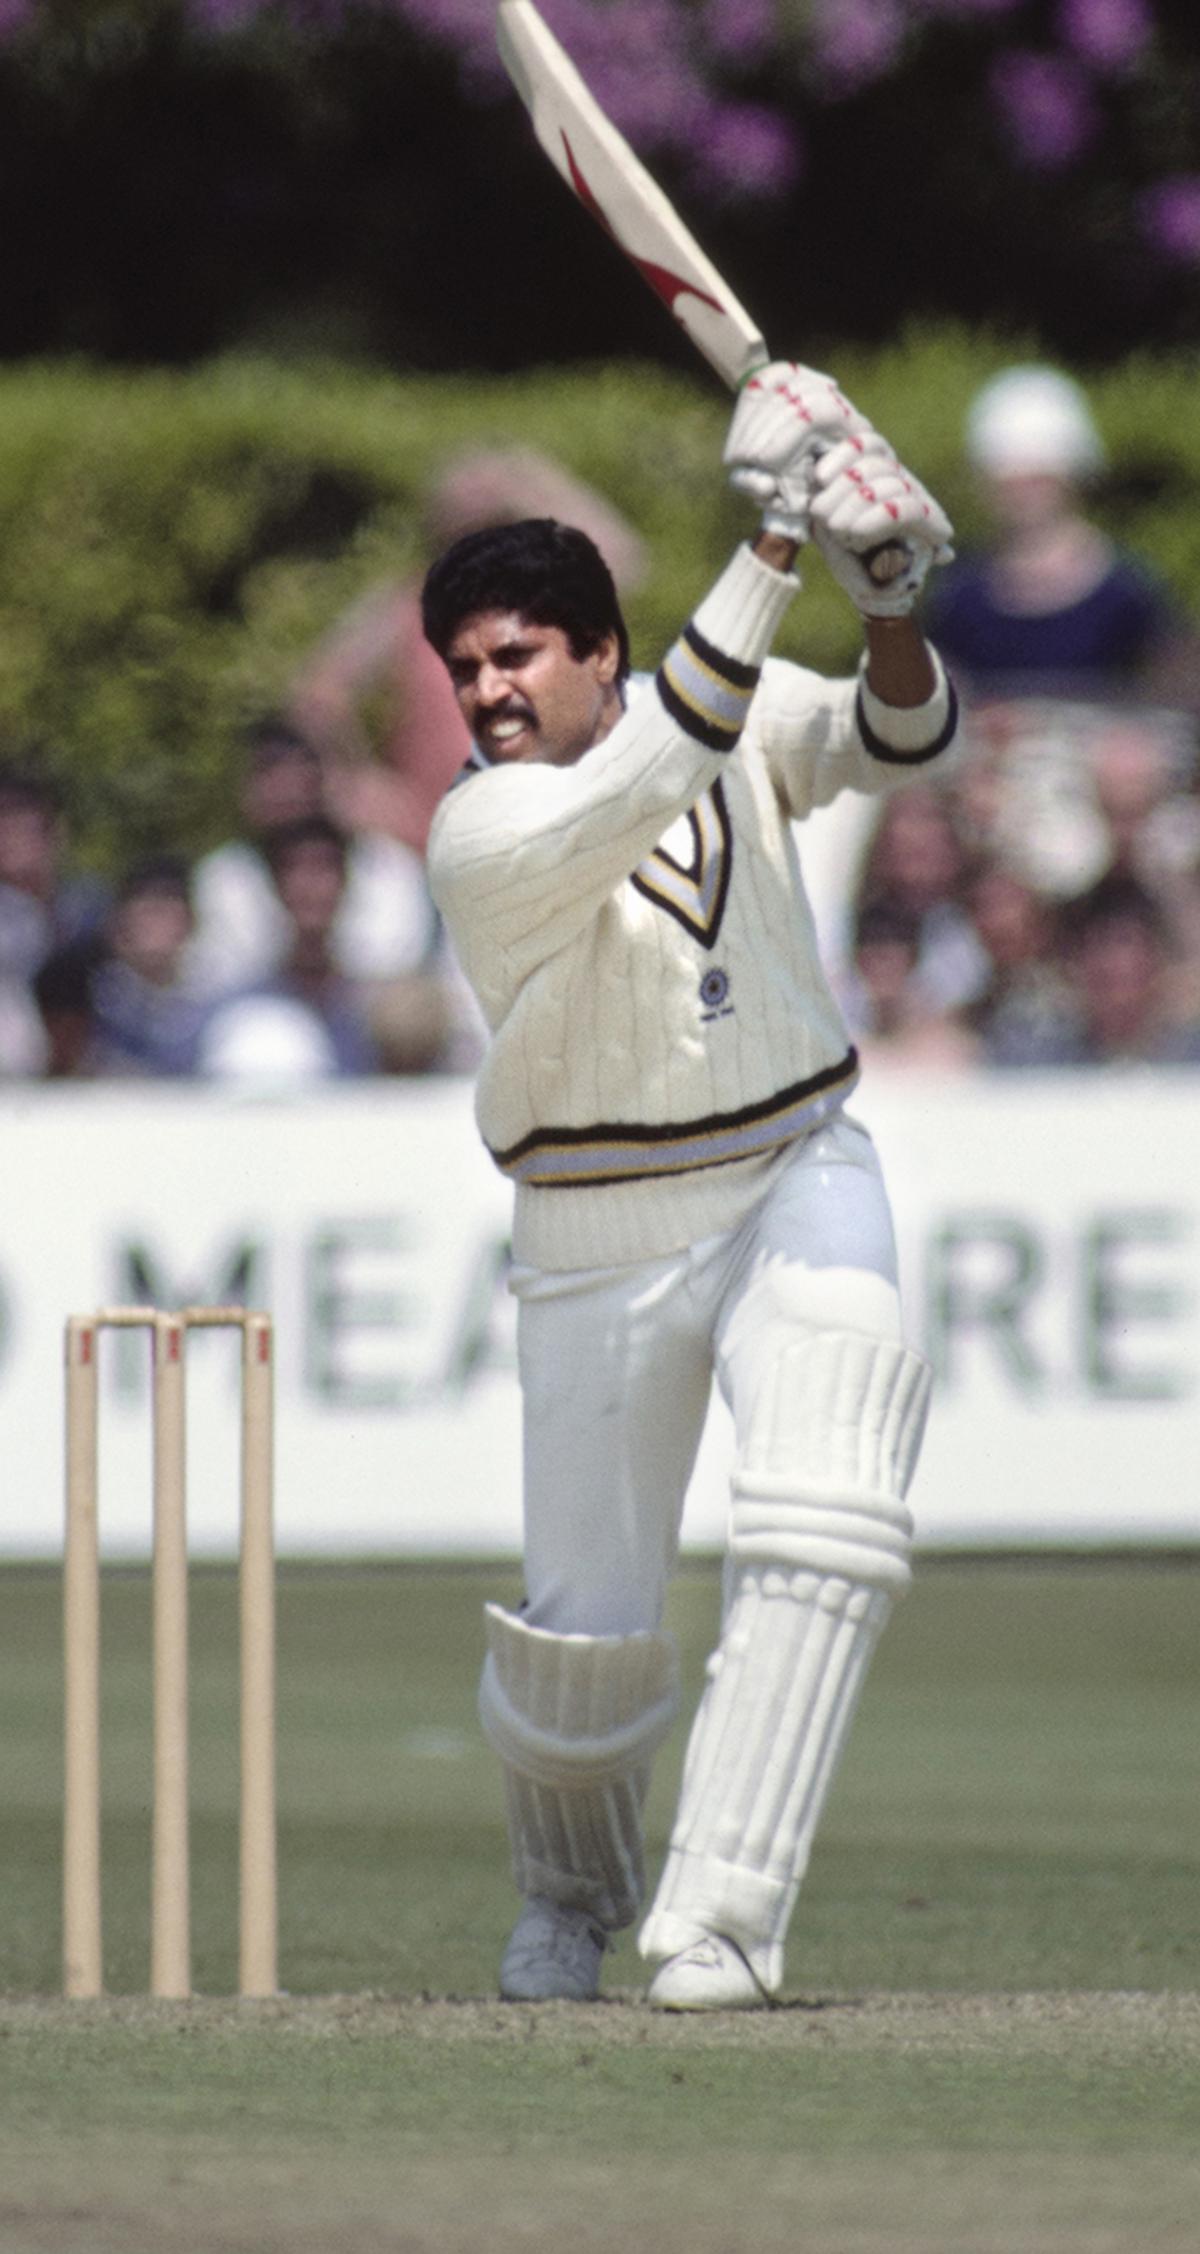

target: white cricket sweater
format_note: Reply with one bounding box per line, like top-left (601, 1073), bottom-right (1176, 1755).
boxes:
top-left (428, 543), bottom-right (958, 1271)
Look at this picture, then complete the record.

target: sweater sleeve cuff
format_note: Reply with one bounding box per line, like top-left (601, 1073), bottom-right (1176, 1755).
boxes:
top-left (855, 645), bottom-right (959, 766)
top-left (690, 541), bottom-right (799, 666)
top-left (655, 544), bottom-right (797, 754)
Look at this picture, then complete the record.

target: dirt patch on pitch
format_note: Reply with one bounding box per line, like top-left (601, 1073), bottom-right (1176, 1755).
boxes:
top-left (4, 1985), bottom-right (1196, 2057)
top-left (4, 1983), bottom-right (1190, 2082)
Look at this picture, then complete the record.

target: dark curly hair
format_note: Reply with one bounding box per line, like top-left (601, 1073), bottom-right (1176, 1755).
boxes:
top-left (421, 517), bottom-right (630, 682)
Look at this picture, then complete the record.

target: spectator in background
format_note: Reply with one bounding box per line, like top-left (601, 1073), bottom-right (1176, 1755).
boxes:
top-left (186, 715), bottom-right (437, 994)
top-left (850, 783), bottom-right (989, 1018)
top-left (185, 714), bottom-right (471, 1071)
top-left (31, 939), bottom-right (95, 1078)
top-left (0, 761), bottom-right (110, 968)
top-left (990, 872), bottom-right (1200, 1067)
top-left (964, 864), bottom-right (1077, 1064)
top-left (837, 701), bottom-right (1200, 1070)
top-left (842, 898), bottom-right (979, 1070)
top-left (288, 447), bottom-right (647, 858)
top-left (0, 973), bottom-right (45, 1073)
top-left (0, 760), bottom-right (110, 1074)
top-left (947, 696), bottom-right (1137, 906)
top-left (925, 366), bottom-right (1198, 709)
top-left (0, 937), bottom-right (45, 1068)
top-left (197, 813), bottom-right (380, 1080)
top-left (33, 856), bottom-right (207, 1077)
top-left (1088, 713), bottom-right (1200, 896)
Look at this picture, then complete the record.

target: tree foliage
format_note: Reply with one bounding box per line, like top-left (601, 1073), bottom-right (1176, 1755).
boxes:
top-left (2, 334), bottom-right (1197, 872)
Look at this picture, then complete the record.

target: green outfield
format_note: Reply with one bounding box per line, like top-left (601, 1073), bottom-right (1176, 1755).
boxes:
top-left (1, 1557), bottom-right (1197, 2253)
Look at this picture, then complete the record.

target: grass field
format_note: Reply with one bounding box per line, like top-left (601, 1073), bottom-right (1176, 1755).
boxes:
top-left (1, 1556), bottom-right (1198, 2252)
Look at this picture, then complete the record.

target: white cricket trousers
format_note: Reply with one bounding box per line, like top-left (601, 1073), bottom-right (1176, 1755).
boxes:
top-left (510, 1112), bottom-right (904, 1636)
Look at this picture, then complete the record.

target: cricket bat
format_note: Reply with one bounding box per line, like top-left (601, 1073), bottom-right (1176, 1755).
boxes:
top-left (496, 0), bottom-right (905, 581)
top-left (496, 0), bottom-right (767, 390)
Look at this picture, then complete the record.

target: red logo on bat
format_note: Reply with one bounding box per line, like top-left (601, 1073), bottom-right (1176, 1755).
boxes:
top-left (562, 133), bottom-right (722, 319)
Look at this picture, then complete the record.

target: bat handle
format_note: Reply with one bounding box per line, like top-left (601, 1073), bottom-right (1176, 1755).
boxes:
top-left (864, 540), bottom-right (910, 588)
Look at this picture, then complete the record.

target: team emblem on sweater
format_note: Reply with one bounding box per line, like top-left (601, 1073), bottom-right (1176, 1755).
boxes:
top-left (699, 966), bottom-right (733, 1021)
top-left (630, 779), bottom-right (732, 948)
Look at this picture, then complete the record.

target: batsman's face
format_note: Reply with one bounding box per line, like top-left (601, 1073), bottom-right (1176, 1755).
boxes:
top-left (444, 610), bottom-right (622, 767)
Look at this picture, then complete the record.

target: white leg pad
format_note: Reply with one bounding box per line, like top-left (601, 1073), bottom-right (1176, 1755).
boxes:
top-left (639, 1567), bottom-right (890, 1991)
top-left (479, 1603), bottom-right (680, 1930)
top-left (640, 1332), bottom-right (932, 1992)
top-left (729, 1328), bottom-right (932, 1587)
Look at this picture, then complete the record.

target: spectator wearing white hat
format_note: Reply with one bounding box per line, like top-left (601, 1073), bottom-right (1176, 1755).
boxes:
top-left (925, 365), bottom-right (1196, 706)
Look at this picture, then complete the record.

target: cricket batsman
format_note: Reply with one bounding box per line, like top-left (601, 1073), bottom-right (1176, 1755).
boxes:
top-left (421, 366), bottom-right (958, 2009)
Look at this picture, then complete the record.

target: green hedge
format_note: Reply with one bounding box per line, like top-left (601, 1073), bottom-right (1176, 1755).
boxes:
top-left (1, 330), bottom-right (1197, 871)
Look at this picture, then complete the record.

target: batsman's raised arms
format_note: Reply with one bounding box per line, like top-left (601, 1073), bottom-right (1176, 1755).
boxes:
top-left (496, 0), bottom-right (767, 389)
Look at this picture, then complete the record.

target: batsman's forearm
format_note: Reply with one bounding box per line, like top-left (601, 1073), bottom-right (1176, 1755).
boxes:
top-left (752, 529), bottom-right (801, 575)
top-left (862, 615), bottom-right (938, 708)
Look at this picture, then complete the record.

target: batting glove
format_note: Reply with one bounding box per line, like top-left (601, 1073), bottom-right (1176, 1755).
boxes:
top-left (724, 362), bottom-right (877, 544)
top-left (807, 439), bottom-right (955, 617)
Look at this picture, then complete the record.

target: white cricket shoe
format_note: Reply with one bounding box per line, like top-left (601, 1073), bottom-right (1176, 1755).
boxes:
top-left (499, 1897), bottom-right (609, 2002)
top-left (646, 1933), bottom-right (770, 2011)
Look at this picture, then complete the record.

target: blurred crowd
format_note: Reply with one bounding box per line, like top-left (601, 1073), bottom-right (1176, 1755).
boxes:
top-left (827, 697), bottom-right (1200, 1071)
top-left (0, 727), bottom-right (481, 1084)
top-left (3, 376), bottom-right (1200, 1088)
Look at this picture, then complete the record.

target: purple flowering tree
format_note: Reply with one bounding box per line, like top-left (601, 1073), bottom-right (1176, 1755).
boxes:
top-left (121, 0), bottom-right (1198, 271)
top-left (0, 0), bottom-right (1195, 359)
top-left (8, 1), bottom-right (1194, 252)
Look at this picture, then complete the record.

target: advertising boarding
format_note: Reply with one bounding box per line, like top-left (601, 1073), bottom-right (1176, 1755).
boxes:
top-left (0, 1075), bottom-right (1197, 1556)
